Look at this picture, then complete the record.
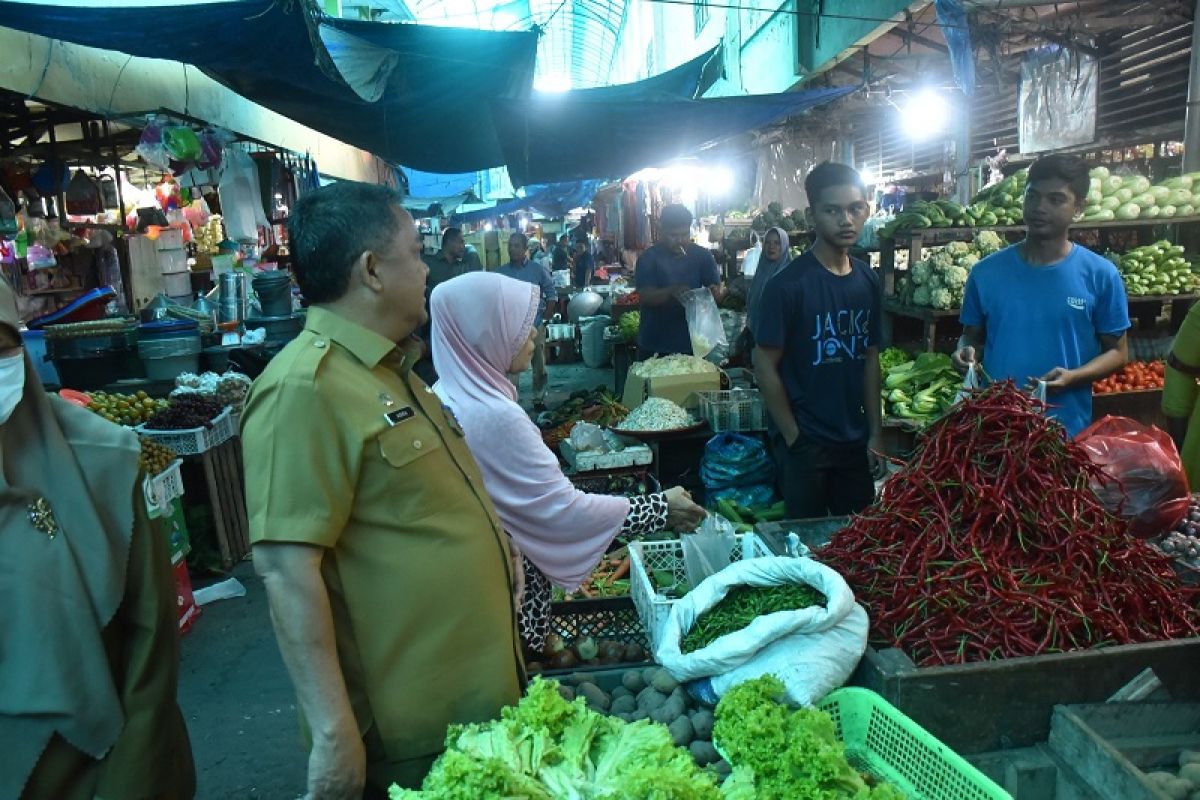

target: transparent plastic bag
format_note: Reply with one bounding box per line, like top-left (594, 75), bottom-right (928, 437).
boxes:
top-left (681, 287), bottom-right (727, 358)
top-left (1076, 416), bottom-right (1190, 538)
top-left (568, 421), bottom-right (608, 453)
top-left (740, 235), bottom-right (762, 277)
top-left (681, 514), bottom-right (737, 590)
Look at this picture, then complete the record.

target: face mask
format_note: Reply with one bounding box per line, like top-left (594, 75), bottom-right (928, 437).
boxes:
top-left (0, 352), bottom-right (24, 424)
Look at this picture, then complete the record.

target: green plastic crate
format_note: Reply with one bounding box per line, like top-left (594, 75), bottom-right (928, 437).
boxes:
top-left (818, 688), bottom-right (1011, 800)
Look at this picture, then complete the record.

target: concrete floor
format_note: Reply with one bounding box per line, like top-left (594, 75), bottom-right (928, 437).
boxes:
top-left (177, 359), bottom-right (615, 798)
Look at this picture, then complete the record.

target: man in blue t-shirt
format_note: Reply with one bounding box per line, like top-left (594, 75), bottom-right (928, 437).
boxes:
top-left (754, 162), bottom-right (883, 518)
top-left (955, 154), bottom-right (1130, 437)
top-left (634, 205), bottom-right (722, 356)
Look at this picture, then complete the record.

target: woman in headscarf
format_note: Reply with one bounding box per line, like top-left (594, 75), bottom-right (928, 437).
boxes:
top-left (0, 278), bottom-right (194, 800)
top-left (745, 226), bottom-right (792, 339)
top-left (430, 272), bottom-right (706, 653)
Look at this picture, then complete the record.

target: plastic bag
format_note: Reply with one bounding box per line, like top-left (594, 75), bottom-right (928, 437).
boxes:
top-left (954, 361), bottom-right (986, 404)
top-left (656, 556), bottom-right (869, 706)
top-left (740, 235), bottom-right (762, 278)
top-left (681, 515), bottom-right (737, 589)
top-left (568, 421), bottom-right (608, 453)
top-left (65, 170), bottom-right (102, 216)
top-left (1076, 416), bottom-right (1190, 538)
top-left (219, 149), bottom-right (271, 243)
top-left (680, 287), bottom-right (727, 358)
top-left (0, 186), bottom-right (16, 236)
top-left (701, 432), bottom-right (775, 490)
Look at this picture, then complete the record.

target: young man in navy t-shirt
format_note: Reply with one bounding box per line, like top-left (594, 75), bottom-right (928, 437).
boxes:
top-left (954, 154), bottom-right (1130, 437)
top-left (754, 162), bottom-right (883, 518)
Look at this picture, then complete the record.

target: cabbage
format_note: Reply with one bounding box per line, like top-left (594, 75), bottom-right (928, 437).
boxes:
top-left (1085, 209), bottom-right (1116, 222)
top-left (1160, 205), bottom-right (1178, 218)
top-left (1144, 206), bottom-right (1161, 219)
top-left (1132, 192), bottom-right (1156, 208)
top-left (1124, 175), bottom-right (1151, 194)
top-left (1169, 189), bottom-right (1192, 206)
top-left (1103, 177), bottom-right (1124, 195)
top-left (1100, 196), bottom-right (1122, 211)
top-left (1089, 177), bottom-right (1103, 193)
top-left (1116, 188), bottom-right (1134, 203)
top-left (1116, 203), bottom-right (1141, 220)
top-left (1150, 186), bottom-right (1171, 204)
top-left (1090, 166), bottom-right (1111, 180)
top-left (1086, 190), bottom-right (1103, 206)
top-left (1181, 204), bottom-right (1196, 217)
top-left (1164, 175), bottom-right (1193, 190)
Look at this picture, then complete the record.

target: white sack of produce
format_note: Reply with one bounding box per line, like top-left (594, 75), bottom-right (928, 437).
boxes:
top-left (655, 556), bottom-right (868, 707)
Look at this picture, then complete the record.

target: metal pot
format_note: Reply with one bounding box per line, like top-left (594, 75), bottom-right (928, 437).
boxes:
top-left (567, 289), bottom-right (604, 323)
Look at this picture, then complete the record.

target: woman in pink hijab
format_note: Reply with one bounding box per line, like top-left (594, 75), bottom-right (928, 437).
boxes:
top-left (431, 271), bottom-right (706, 653)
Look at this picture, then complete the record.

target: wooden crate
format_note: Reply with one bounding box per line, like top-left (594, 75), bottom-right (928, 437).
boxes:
top-left (182, 437), bottom-right (250, 569)
top-left (850, 637), bottom-right (1200, 755)
top-left (1049, 702), bottom-right (1200, 800)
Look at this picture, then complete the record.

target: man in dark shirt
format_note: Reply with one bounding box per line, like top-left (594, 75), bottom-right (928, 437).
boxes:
top-left (497, 232), bottom-right (557, 408)
top-left (753, 162), bottom-right (883, 518)
top-left (572, 236), bottom-right (596, 287)
top-left (415, 227), bottom-right (481, 384)
top-left (634, 204), bottom-right (722, 357)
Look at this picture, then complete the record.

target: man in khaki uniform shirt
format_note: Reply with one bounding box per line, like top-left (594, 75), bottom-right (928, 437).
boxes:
top-left (242, 182), bottom-right (523, 799)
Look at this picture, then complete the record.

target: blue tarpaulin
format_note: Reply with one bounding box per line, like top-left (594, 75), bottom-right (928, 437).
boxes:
top-left (0, 3), bottom-right (858, 184)
top-left (495, 84), bottom-right (861, 186)
top-left (451, 180), bottom-right (604, 223)
top-left (0, 0), bottom-right (537, 172)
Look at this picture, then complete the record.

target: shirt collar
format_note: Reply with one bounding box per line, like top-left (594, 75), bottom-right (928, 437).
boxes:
top-left (305, 306), bottom-right (400, 369)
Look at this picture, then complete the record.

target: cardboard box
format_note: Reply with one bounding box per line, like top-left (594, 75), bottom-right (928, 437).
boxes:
top-left (621, 370), bottom-right (721, 411)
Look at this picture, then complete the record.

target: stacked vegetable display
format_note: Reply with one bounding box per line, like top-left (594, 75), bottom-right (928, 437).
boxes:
top-left (898, 230), bottom-right (1004, 310)
top-left (819, 381), bottom-right (1200, 666)
top-left (750, 201), bottom-right (806, 234)
top-left (881, 351), bottom-right (960, 424)
top-left (1108, 240), bottom-right (1198, 296)
top-left (540, 387), bottom-right (629, 449)
top-left (1084, 168), bottom-right (1200, 222)
top-left (1093, 360), bottom-right (1165, 394)
top-left (968, 168), bottom-right (1028, 225)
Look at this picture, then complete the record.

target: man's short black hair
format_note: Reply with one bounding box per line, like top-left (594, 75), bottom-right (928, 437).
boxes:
top-left (805, 162), bottom-right (866, 206)
top-left (659, 204), bottom-right (693, 230)
top-left (289, 181), bottom-right (403, 304)
top-left (1027, 154), bottom-right (1090, 203)
top-left (441, 227), bottom-right (463, 247)
top-left (509, 231), bottom-right (528, 246)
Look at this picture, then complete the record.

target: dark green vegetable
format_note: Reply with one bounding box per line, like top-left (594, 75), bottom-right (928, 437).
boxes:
top-left (681, 584), bottom-right (825, 653)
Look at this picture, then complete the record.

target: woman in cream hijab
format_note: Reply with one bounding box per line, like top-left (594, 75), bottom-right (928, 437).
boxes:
top-left (0, 278), bottom-right (194, 799)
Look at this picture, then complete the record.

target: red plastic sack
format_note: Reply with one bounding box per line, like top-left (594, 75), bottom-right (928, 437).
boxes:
top-left (1076, 415), bottom-right (1190, 538)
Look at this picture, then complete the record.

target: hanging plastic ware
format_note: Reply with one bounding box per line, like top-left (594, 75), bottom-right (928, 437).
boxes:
top-left (64, 170), bottom-right (103, 216)
top-left (136, 116), bottom-right (171, 170)
top-left (163, 126), bottom-right (202, 163)
top-left (197, 129), bottom-right (224, 171)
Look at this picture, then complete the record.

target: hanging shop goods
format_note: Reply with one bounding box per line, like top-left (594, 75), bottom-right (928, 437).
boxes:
top-left (818, 381), bottom-right (1200, 667)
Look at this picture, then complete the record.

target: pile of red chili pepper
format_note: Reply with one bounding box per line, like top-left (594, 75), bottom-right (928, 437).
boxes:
top-left (818, 381), bottom-right (1200, 667)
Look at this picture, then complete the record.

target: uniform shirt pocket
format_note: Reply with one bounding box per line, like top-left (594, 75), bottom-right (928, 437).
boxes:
top-left (376, 421), bottom-right (444, 469)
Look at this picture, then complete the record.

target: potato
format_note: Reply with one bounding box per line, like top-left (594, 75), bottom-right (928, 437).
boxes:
top-left (622, 671), bottom-right (646, 694)
top-left (611, 686), bottom-right (633, 701)
top-left (629, 709), bottom-right (650, 722)
top-left (689, 740), bottom-right (720, 766)
top-left (1184, 751), bottom-right (1200, 768)
top-left (566, 672), bottom-right (593, 687)
top-left (623, 642), bottom-right (647, 662)
top-left (1180, 763), bottom-right (1200, 786)
top-left (611, 695), bottom-right (637, 715)
top-left (641, 667), bottom-right (660, 686)
top-left (577, 682), bottom-right (610, 711)
top-left (713, 758), bottom-right (733, 777)
top-left (651, 669), bottom-right (679, 694)
top-left (668, 715), bottom-right (695, 747)
top-left (636, 687), bottom-right (667, 712)
top-left (615, 712), bottom-right (632, 723)
top-left (661, 696), bottom-right (687, 721)
top-left (557, 685), bottom-right (575, 702)
top-left (690, 709), bottom-right (714, 739)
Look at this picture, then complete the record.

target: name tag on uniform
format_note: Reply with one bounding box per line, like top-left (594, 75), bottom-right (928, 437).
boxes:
top-left (384, 406), bottom-right (415, 426)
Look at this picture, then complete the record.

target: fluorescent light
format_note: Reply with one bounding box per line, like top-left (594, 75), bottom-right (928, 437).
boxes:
top-left (902, 90), bottom-right (949, 140)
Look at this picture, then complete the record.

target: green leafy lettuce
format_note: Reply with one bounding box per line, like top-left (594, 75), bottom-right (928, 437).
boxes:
top-left (712, 676), bottom-right (906, 800)
top-left (390, 677), bottom-right (722, 800)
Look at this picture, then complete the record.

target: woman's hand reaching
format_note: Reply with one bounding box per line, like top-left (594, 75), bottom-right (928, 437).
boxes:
top-left (664, 487), bottom-right (706, 532)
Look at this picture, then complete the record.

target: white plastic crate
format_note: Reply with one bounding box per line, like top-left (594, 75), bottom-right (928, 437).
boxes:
top-left (137, 406), bottom-right (234, 455)
top-left (629, 533), bottom-right (769, 651)
top-left (143, 459), bottom-right (184, 517)
top-left (696, 389), bottom-right (766, 432)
